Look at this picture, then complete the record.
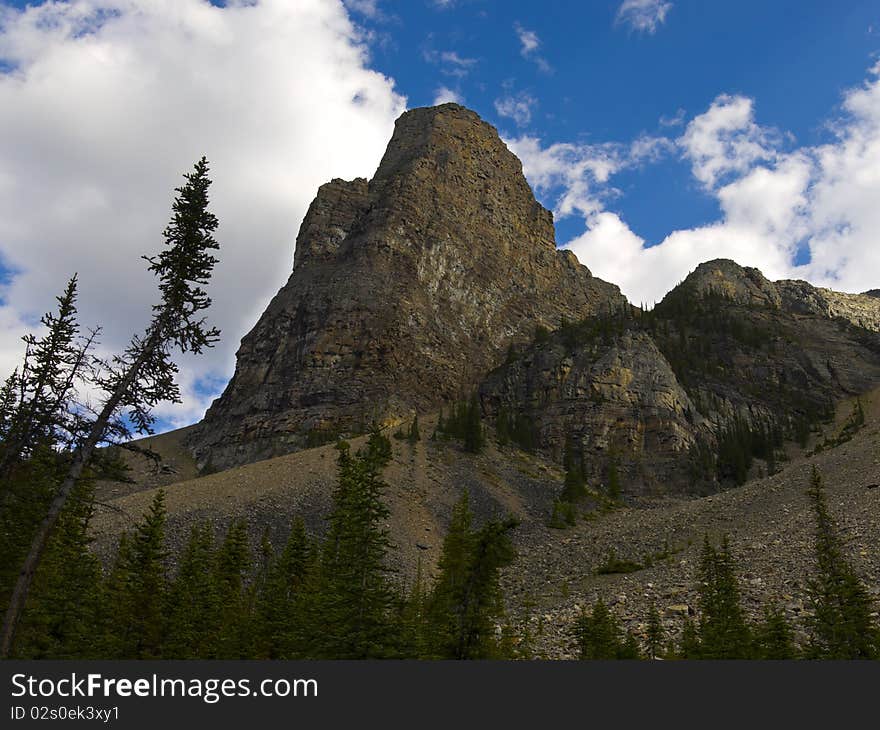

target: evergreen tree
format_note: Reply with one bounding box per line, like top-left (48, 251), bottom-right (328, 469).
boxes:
top-left (0, 276), bottom-right (92, 479)
top-left (213, 520), bottom-right (252, 658)
top-left (364, 424), bottom-right (392, 467)
top-left (754, 606), bottom-right (796, 660)
top-left (105, 491), bottom-right (168, 659)
top-left (163, 524), bottom-right (219, 659)
top-left (463, 394), bottom-right (484, 453)
top-left (560, 439), bottom-right (587, 502)
top-left (427, 491), bottom-right (517, 658)
top-left (2, 158), bottom-right (221, 656)
top-left (255, 518), bottom-right (312, 658)
top-left (645, 605), bottom-right (665, 659)
top-left (573, 600), bottom-right (636, 660)
top-left (678, 618), bottom-right (701, 659)
top-left (695, 536), bottom-right (753, 659)
top-left (804, 467), bottom-right (878, 659)
top-left (11, 480), bottom-right (101, 659)
top-left (306, 443), bottom-right (398, 658)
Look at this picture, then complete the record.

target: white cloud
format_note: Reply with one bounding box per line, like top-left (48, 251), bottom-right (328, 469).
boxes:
top-left (659, 108), bottom-right (686, 127)
top-left (507, 133), bottom-right (673, 219)
top-left (344, 0), bottom-right (380, 17)
top-left (433, 85), bottom-right (463, 105)
top-left (615, 0), bottom-right (673, 34)
top-left (423, 48), bottom-right (478, 78)
top-left (514, 23), bottom-right (540, 55)
top-left (558, 64), bottom-right (880, 305)
top-left (513, 22), bottom-right (551, 73)
top-left (0, 0), bottom-right (405, 428)
top-left (494, 90), bottom-right (538, 127)
top-left (679, 94), bottom-right (780, 189)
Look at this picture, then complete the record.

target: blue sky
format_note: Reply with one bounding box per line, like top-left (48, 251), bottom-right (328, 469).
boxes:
top-left (353, 0), bottom-right (879, 244)
top-left (1, 0), bottom-right (879, 432)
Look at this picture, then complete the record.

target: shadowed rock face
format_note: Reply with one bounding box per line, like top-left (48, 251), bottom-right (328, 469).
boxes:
top-left (190, 104), bottom-right (625, 469)
top-left (480, 259), bottom-right (880, 495)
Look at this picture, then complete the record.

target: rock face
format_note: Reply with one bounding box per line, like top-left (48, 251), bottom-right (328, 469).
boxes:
top-left (683, 259), bottom-right (880, 333)
top-left (190, 104), bottom-right (624, 469)
top-left (481, 330), bottom-right (700, 493)
top-left (480, 259), bottom-right (880, 494)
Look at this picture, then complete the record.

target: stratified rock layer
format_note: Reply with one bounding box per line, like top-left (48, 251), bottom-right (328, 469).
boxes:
top-left (191, 104), bottom-right (624, 469)
top-left (480, 259), bottom-right (880, 494)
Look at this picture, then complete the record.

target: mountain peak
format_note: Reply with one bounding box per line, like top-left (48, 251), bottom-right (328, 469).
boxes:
top-left (189, 104), bottom-right (624, 469)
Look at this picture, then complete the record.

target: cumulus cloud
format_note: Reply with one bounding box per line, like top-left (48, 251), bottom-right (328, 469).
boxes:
top-left (556, 64), bottom-right (880, 305)
top-left (343, 0), bottom-right (380, 17)
top-left (494, 90), bottom-right (538, 127)
top-left (433, 85), bottom-right (463, 105)
top-left (507, 133), bottom-right (673, 219)
top-left (680, 94), bottom-right (781, 189)
top-left (615, 0), bottom-right (673, 34)
top-left (0, 0), bottom-right (405, 428)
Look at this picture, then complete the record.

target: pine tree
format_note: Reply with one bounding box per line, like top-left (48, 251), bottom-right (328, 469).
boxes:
top-left (2, 158), bottom-right (221, 656)
top-left (696, 536), bottom-right (753, 659)
top-left (255, 518), bottom-right (312, 658)
top-left (306, 443), bottom-right (398, 658)
top-left (754, 606), bottom-right (796, 660)
top-left (463, 394), bottom-right (484, 453)
top-left (163, 523), bottom-right (219, 659)
top-left (213, 520), bottom-right (252, 658)
top-left (804, 466), bottom-right (878, 659)
top-left (573, 600), bottom-right (632, 660)
top-left (105, 491), bottom-right (168, 659)
top-left (426, 491), bottom-right (517, 658)
top-left (646, 605), bottom-right (665, 659)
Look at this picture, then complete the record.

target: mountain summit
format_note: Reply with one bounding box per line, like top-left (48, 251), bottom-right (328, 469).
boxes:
top-left (190, 104), bottom-right (623, 469)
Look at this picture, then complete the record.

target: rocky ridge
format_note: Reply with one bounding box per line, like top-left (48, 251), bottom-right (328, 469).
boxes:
top-left (189, 104), bottom-right (624, 470)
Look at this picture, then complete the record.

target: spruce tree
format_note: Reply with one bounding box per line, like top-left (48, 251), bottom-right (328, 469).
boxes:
top-left (213, 520), bottom-right (252, 658)
top-left (11, 480), bottom-right (101, 659)
top-left (754, 606), bottom-right (796, 660)
top-left (427, 491), bottom-right (517, 658)
top-left (463, 394), bottom-right (484, 453)
top-left (163, 523), bottom-right (219, 659)
top-left (0, 276), bottom-right (92, 479)
top-left (307, 443), bottom-right (398, 658)
top-left (105, 491), bottom-right (168, 659)
top-left (645, 605), bottom-right (665, 659)
top-left (573, 600), bottom-right (633, 659)
top-left (696, 536), bottom-right (753, 659)
top-left (407, 415), bottom-right (421, 444)
top-left (678, 618), bottom-right (701, 659)
top-left (255, 518), bottom-right (312, 658)
top-left (2, 158), bottom-right (221, 656)
top-left (427, 491), bottom-right (476, 657)
top-left (804, 467), bottom-right (878, 659)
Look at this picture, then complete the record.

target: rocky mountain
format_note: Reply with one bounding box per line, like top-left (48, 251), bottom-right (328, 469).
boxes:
top-left (86, 103), bottom-right (880, 659)
top-left (186, 103), bottom-right (880, 502)
top-left (189, 104), bottom-right (624, 470)
top-left (481, 258), bottom-right (880, 494)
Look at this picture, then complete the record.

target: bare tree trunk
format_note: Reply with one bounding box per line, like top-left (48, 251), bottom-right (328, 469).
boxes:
top-left (0, 340), bottom-right (153, 658)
